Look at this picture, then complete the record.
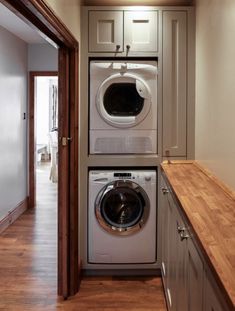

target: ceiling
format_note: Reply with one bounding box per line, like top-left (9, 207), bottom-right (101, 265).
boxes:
top-left (84, 0), bottom-right (192, 5)
top-left (0, 3), bottom-right (45, 44)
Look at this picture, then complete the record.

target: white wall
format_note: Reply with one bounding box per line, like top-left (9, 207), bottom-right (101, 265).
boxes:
top-left (36, 77), bottom-right (50, 145)
top-left (28, 43), bottom-right (58, 71)
top-left (36, 77), bottom-right (58, 145)
top-left (0, 26), bottom-right (28, 219)
top-left (195, 0), bottom-right (235, 191)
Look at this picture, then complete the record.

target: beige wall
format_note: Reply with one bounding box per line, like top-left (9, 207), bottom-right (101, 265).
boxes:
top-left (45, 0), bottom-right (83, 40)
top-left (84, 0), bottom-right (192, 5)
top-left (195, 0), bottom-right (235, 190)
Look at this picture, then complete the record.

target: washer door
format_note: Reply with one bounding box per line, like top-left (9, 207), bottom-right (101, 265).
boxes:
top-left (95, 180), bottom-right (150, 235)
top-left (96, 73), bottom-right (151, 128)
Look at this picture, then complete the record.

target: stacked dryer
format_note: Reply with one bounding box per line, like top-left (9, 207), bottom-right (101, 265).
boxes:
top-left (89, 60), bottom-right (158, 154)
top-left (88, 60), bottom-right (158, 266)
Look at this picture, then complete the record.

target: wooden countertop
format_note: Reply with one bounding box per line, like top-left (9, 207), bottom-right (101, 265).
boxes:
top-left (161, 161), bottom-right (235, 310)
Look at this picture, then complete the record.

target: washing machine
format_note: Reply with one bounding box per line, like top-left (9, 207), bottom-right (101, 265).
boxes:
top-left (89, 60), bottom-right (158, 154)
top-left (88, 170), bottom-right (157, 264)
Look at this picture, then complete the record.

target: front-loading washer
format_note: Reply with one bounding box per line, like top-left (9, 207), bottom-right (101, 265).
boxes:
top-left (89, 60), bottom-right (158, 154)
top-left (88, 170), bottom-right (157, 264)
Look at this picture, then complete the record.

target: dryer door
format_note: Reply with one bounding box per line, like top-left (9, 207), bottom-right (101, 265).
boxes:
top-left (97, 73), bottom-right (151, 128)
top-left (95, 180), bottom-right (150, 235)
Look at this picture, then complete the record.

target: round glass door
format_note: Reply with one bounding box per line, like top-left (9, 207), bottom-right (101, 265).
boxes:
top-left (103, 83), bottom-right (144, 117)
top-left (96, 73), bottom-right (151, 128)
top-left (95, 180), bottom-right (150, 235)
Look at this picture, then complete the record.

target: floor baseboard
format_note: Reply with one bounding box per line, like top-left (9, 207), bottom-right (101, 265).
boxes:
top-left (0, 198), bottom-right (29, 234)
top-left (83, 268), bottom-right (161, 277)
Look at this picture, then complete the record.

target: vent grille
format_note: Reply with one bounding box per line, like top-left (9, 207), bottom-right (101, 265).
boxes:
top-left (94, 136), bottom-right (153, 154)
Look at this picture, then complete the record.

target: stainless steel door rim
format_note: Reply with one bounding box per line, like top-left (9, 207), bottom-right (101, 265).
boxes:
top-left (95, 180), bottom-right (150, 235)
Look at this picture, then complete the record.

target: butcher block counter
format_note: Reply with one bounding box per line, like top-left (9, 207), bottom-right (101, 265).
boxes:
top-left (161, 161), bottom-right (235, 310)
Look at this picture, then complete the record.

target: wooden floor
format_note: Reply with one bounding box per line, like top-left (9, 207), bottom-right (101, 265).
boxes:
top-left (0, 162), bottom-right (167, 311)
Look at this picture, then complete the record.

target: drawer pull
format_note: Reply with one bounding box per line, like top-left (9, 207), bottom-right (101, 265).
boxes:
top-left (162, 187), bottom-right (169, 194)
top-left (177, 226), bottom-right (186, 233)
top-left (180, 232), bottom-right (190, 241)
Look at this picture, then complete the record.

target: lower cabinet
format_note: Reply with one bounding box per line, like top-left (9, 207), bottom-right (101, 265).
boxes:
top-left (187, 237), bottom-right (204, 311)
top-left (160, 175), bottom-right (229, 311)
top-left (204, 271), bottom-right (228, 311)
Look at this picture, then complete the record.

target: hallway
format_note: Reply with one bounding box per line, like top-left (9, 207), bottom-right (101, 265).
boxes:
top-left (0, 163), bottom-right (167, 311)
top-left (0, 162), bottom-right (58, 310)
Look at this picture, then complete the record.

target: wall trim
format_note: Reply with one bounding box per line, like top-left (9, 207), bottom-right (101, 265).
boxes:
top-left (194, 161), bottom-right (235, 200)
top-left (0, 197), bottom-right (28, 234)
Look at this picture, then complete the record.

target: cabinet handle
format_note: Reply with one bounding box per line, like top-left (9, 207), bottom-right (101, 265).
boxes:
top-left (161, 187), bottom-right (169, 195)
top-left (180, 232), bottom-right (190, 241)
top-left (126, 44), bottom-right (130, 50)
top-left (177, 226), bottom-right (186, 233)
top-left (116, 44), bottom-right (120, 50)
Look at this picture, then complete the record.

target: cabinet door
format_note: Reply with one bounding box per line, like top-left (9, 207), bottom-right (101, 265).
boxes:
top-left (204, 273), bottom-right (226, 311)
top-left (124, 11), bottom-right (158, 52)
top-left (89, 11), bottom-right (123, 52)
top-left (160, 178), bottom-right (169, 284)
top-left (167, 192), bottom-right (178, 311)
top-left (187, 238), bottom-right (204, 311)
top-left (160, 178), bottom-right (176, 310)
top-left (162, 11), bottom-right (187, 157)
top-left (175, 210), bottom-right (188, 311)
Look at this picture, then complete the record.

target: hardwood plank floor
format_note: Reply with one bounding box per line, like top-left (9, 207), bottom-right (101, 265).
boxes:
top-left (0, 162), bottom-right (167, 311)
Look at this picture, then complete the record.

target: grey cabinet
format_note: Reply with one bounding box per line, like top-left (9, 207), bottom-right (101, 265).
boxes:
top-left (161, 178), bottom-right (169, 285)
top-left (162, 11), bottom-right (187, 157)
top-left (175, 208), bottom-right (188, 311)
top-left (161, 173), bottom-right (231, 311)
top-left (161, 175), bottom-right (204, 311)
top-left (89, 11), bottom-right (123, 52)
top-left (187, 238), bottom-right (204, 311)
top-left (88, 10), bottom-right (158, 53)
top-left (161, 177), bottom-right (189, 311)
top-left (205, 277), bottom-right (223, 311)
top-left (124, 11), bottom-right (158, 53)
top-left (166, 190), bottom-right (177, 310)
top-left (204, 272), bottom-right (230, 311)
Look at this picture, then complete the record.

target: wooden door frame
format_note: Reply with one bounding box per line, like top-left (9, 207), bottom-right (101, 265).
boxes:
top-left (0, 0), bottom-right (80, 298)
top-left (29, 71), bottom-right (58, 210)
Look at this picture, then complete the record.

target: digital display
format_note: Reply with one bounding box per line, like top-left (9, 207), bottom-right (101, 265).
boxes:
top-left (114, 173), bottom-right (131, 177)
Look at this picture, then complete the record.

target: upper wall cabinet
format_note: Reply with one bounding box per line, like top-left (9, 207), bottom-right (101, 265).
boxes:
top-left (124, 11), bottom-right (158, 53)
top-left (89, 10), bottom-right (158, 53)
top-left (89, 11), bottom-right (123, 52)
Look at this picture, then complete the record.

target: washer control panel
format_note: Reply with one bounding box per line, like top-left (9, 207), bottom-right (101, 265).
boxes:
top-left (90, 170), bottom-right (156, 183)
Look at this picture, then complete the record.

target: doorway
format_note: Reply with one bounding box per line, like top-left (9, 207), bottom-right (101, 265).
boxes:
top-left (29, 72), bottom-right (59, 209)
top-left (0, 0), bottom-right (80, 299)
top-left (33, 74), bottom-right (59, 261)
